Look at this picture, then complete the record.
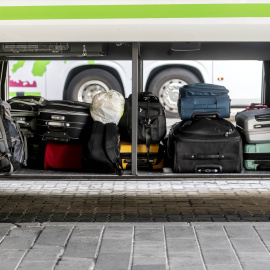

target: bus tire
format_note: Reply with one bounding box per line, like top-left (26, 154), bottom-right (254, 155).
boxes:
top-left (148, 68), bottom-right (201, 118)
top-left (66, 69), bottom-right (123, 103)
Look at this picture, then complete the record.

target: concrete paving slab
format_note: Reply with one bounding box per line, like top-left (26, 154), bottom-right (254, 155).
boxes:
top-left (0, 180), bottom-right (270, 269)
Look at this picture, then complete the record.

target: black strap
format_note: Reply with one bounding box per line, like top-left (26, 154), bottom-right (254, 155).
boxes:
top-left (197, 154), bottom-right (223, 159)
top-left (145, 99), bottom-right (151, 160)
top-left (105, 123), bottom-right (123, 176)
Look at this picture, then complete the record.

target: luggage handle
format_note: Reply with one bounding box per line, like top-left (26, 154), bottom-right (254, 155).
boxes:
top-left (191, 112), bottom-right (220, 119)
top-left (194, 164), bottom-right (222, 173)
top-left (257, 165), bottom-right (270, 171)
top-left (42, 131), bottom-right (70, 142)
top-left (255, 114), bottom-right (270, 122)
top-left (255, 161), bottom-right (270, 171)
top-left (189, 154), bottom-right (225, 160)
top-left (47, 121), bottom-right (68, 132)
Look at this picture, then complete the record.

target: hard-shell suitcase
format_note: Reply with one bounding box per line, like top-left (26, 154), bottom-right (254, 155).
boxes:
top-left (37, 100), bottom-right (93, 142)
top-left (8, 96), bottom-right (46, 138)
top-left (235, 108), bottom-right (270, 143)
top-left (120, 141), bottom-right (164, 170)
top-left (44, 142), bottom-right (82, 170)
top-left (244, 143), bottom-right (270, 170)
top-left (178, 83), bottom-right (230, 120)
top-left (118, 92), bottom-right (166, 151)
top-left (168, 116), bottom-right (243, 173)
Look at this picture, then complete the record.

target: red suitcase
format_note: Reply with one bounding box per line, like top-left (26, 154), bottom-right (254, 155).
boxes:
top-left (44, 142), bottom-right (82, 170)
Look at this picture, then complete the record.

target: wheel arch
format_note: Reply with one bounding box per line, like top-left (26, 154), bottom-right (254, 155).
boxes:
top-left (145, 64), bottom-right (204, 92)
top-left (63, 65), bottom-right (125, 99)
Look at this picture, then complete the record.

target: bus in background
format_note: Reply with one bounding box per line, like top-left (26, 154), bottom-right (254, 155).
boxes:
top-left (8, 60), bottom-right (262, 118)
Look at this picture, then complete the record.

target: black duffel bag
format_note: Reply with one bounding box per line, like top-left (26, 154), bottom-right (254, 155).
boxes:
top-left (118, 92), bottom-right (166, 153)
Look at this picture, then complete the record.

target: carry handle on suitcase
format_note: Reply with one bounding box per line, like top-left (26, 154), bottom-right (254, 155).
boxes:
top-left (255, 114), bottom-right (270, 122)
top-left (47, 121), bottom-right (68, 132)
top-left (255, 161), bottom-right (270, 171)
top-left (195, 164), bottom-right (222, 173)
top-left (191, 112), bottom-right (220, 119)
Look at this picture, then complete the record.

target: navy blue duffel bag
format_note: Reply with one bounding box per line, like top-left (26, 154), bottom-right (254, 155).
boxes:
top-left (178, 83), bottom-right (231, 120)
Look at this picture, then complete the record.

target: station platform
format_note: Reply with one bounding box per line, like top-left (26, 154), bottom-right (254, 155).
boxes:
top-left (0, 179), bottom-right (269, 270)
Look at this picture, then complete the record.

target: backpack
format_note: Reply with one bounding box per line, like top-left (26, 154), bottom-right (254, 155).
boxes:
top-left (118, 92), bottom-right (166, 154)
top-left (0, 100), bottom-right (26, 174)
top-left (81, 121), bottom-right (123, 175)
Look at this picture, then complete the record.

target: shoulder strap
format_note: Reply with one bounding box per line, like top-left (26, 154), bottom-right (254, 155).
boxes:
top-left (105, 123), bottom-right (123, 176)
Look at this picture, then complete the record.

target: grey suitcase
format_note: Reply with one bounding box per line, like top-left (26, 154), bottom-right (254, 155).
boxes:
top-left (235, 108), bottom-right (270, 143)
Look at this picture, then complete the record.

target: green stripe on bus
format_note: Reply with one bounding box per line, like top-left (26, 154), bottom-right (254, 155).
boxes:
top-left (0, 4), bottom-right (270, 20)
top-left (9, 92), bottom-right (41, 97)
top-left (9, 92), bottom-right (17, 97)
top-left (24, 92), bottom-right (41, 96)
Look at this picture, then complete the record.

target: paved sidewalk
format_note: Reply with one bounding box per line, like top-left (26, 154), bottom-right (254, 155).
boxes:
top-left (0, 180), bottom-right (269, 222)
top-left (0, 222), bottom-right (270, 270)
top-left (0, 180), bottom-right (269, 269)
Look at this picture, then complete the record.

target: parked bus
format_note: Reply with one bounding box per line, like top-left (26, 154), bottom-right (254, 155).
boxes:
top-left (8, 59), bottom-right (262, 117)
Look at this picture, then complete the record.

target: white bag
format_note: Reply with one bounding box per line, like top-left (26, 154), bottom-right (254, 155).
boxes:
top-left (90, 90), bottom-right (125, 124)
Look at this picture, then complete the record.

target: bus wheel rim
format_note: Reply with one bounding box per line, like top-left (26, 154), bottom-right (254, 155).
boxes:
top-left (159, 79), bottom-right (187, 114)
top-left (77, 80), bottom-right (110, 103)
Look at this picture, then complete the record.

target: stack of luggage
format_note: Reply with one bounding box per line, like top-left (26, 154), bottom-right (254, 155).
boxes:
top-left (6, 83), bottom-right (270, 175)
top-left (235, 104), bottom-right (270, 171)
top-left (118, 92), bottom-right (166, 170)
top-left (168, 83), bottom-right (243, 173)
top-left (7, 90), bottom-right (125, 175)
top-left (37, 100), bottom-right (93, 170)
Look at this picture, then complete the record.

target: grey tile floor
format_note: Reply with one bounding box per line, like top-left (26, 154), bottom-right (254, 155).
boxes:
top-left (0, 180), bottom-right (270, 269)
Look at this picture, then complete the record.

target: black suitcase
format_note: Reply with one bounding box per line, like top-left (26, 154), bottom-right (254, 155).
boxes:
top-left (37, 100), bottom-right (93, 142)
top-left (118, 92), bottom-right (166, 152)
top-left (168, 115), bottom-right (243, 173)
top-left (81, 121), bottom-right (122, 175)
top-left (8, 96), bottom-right (46, 138)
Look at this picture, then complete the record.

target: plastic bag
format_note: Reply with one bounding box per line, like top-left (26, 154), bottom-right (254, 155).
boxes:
top-left (90, 90), bottom-right (125, 124)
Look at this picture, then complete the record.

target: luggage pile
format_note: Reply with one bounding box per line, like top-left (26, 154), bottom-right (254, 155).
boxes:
top-left (235, 104), bottom-right (270, 171)
top-left (8, 90), bottom-right (125, 175)
top-left (4, 83), bottom-right (270, 175)
top-left (168, 83), bottom-right (243, 173)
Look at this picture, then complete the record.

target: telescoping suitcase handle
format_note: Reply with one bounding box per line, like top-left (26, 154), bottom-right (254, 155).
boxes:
top-left (191, 112), bottom-right (220, 119)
